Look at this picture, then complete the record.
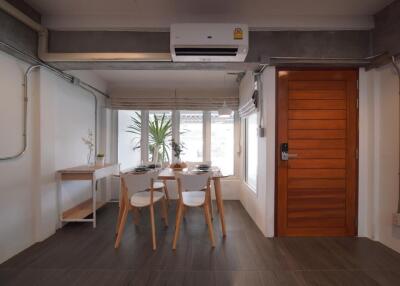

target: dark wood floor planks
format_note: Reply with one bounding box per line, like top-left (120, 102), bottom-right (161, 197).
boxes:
top-left (1, 201), bottom-right (400, 285)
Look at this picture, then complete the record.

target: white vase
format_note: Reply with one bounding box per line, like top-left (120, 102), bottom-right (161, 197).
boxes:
top-left (95, 156), bottom-right (105, 166)
top-left (152, 144), bottom-right (160, 164)
top-left (87, 150), bottom-right (92, 165)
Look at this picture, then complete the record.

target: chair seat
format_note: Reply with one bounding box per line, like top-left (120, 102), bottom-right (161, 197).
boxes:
top-left (131, 191), bottom-right (164, 207)
top-left (153, 181), bottom-right (165, 189)
top-left (182, 191), bottom-right (205, 207)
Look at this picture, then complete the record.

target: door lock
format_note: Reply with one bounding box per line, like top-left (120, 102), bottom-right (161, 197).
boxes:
top-left (281, 143), bottom-right (298, 161)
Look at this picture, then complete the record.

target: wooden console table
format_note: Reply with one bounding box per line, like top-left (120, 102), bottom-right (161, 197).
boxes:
top-left (57, 163), bottom-right (119, 228)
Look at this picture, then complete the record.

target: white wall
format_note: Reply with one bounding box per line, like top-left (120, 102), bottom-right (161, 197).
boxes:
top-left (240, 67), bottom-right (276, 236)
top-left (35, 69), bottom-right (107, 240)
top-left (0, 52), bottom-right (37, 263)
top-left (0, 51), bottom-right (109, 263)
top-left (359, 65), bottom-right (400, 253)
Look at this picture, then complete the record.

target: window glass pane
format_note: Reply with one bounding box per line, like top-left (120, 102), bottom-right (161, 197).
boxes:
top-left (118, 110), bottom-right (141, 171)
top-left (180, 111), bottom-right (203, 162)
top-left (148, 110), bottom-right (172, 163)
top-left (211, 111), bottom-right (234, 176)
top-left (246, 113), bottom-right (258, 191)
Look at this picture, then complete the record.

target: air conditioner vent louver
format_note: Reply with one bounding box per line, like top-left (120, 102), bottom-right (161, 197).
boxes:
top-left (175, 47), bottom-right (238, 56)
top-left (170, 23), bottom-right (248, 62)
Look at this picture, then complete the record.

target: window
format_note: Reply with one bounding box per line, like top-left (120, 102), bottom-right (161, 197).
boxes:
top-left (148, 110), bottom-right (172, 163)
top-left (211, 111), bottom-right (234, 175)
top-left (245, 113), bottom-right (258, 191)
top-left (117, 109), bottom-right (239, 176)
top-left (180, 111), bottom-right (203, 162)
top-left (118, 110), bottom-right (141, 171)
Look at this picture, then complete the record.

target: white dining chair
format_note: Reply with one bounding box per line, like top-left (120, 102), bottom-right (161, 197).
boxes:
top-left (172, 172), bottom-right (215, 249)
top-left (115, 170), bottom-right (168, 250)
top-left (114, 171), bottom-right (169, 235)
top-left (178, 161), bottom-right (213, 217)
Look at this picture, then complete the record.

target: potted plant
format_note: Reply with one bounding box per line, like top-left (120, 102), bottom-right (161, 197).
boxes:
top-left (171, 139), bottom-right (184, 161)
top-left (170, 139), bottom-right (187, 170)
top-left (96, 153), bottom-right (105, 166)
top-left (126, 112), bottom-right (172, 164)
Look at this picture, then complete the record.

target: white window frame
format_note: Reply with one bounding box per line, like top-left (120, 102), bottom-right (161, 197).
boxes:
top-left (141, 110), bottom-right (148, 162)
top-left (116, 110), bottom-right (240, 178)
top-left (179, 110), bottom-right (205, 163)
top-left (208, 111), bottom-right (239, 179)
top-left (244, 112), bottom-right (258, 192)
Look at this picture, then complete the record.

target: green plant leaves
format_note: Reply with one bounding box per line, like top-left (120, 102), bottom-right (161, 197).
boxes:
top-left (126, 112), bottom-right (172, 163)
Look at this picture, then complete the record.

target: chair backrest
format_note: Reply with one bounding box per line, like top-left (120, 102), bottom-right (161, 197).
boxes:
top-left (177, 172), bottom-right (211, 192)
top-left (121, 170), bottom-right (158, 197)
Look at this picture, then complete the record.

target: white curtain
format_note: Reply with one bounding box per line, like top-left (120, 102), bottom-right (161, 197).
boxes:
top-left (110, 88), bottom-right (239, 110)
top-left (239, 71), bottom-right (258, 117)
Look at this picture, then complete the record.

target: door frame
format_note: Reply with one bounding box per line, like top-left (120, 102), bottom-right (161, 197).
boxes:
top-left (274, 67), bottom-right (359, 236)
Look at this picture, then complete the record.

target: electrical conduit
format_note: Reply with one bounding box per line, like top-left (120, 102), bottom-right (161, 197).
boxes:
top-left (392, 56), bottom-right (400, 213)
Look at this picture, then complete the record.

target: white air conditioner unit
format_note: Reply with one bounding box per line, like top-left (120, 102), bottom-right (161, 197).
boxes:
top-left (170, 23), bottom-right (248, 62)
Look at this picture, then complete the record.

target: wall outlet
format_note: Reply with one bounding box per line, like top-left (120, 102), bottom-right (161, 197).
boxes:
top-left (393, 213), bottom-right (400, 226)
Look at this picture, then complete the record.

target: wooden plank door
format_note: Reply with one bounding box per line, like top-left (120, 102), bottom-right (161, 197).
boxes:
top-left (276, 69), bottom-right (358, 236)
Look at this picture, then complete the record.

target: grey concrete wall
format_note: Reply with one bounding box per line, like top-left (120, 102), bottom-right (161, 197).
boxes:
top-left (0, 9), bottom-right (37, 57)
top-left (0, 0), bottom-right (398, 69)
top-left (247, 30), bottom-right (371, 62)
top-left (372, 0), bottom-right (400, 56)
top-left (5, 0), bottom-right (41, 23)
top-left (48, 30), bottom-right (372, 64)
top-left (49, 31), bottom-right (170, 53)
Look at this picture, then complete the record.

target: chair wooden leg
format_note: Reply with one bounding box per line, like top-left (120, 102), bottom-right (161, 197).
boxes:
top-left (172, 202), bottom-right (184, 250)
top-left (115, 200), bottom-right (124, 235)
top-left (114, 206), bottom-right (128, 248)
top-left (176, 190), bottom-right (182, 212)
top-left (203, 206), bottom-right (208, 224)
top-left (161, 197), bottom-right (169, 227)
top-left (204, 203), bottom-right (215, 248)
top-left (214, 178), bottom-right (226, 236)
top-left (149, 205), bottom-right (157, 251)
top-left (208, 194), bottom-right (213, 220)
top-left (175, 194), bottom-right (186, 219)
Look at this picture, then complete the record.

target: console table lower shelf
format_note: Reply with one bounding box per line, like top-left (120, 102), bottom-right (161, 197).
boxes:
top-left (62, 199), bottom-right (107, 221)
top-left (57, 163), bottom-right (119, 228)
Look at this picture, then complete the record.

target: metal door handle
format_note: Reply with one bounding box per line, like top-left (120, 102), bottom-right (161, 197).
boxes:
top-left (281, 151), bottom-right (298, 161)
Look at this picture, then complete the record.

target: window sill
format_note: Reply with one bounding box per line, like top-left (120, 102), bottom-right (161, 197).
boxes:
top-left (243, 181), bottom-right (257, 195)
top-left (220, 175), bottom-right (240, 181)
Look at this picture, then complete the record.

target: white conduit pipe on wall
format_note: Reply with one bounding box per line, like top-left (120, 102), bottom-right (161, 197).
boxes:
top-left (255, 73), bottom-right (264, 137)
top-left (0, 64), bottom-right (40, 160)
top-left (0, 0), bottom-right (166, 161)
top-left (392, 55), bottom-right (400, 213)
top-left (0, 41), bottom-right (100, 161)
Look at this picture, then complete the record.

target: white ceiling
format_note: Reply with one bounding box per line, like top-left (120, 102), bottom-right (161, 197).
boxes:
top-left (26, 0), bottom-right (393, 30)
top-left (92, 70), bottom-right (241, 90)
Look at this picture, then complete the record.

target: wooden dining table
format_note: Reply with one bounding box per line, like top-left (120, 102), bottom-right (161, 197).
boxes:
top-left (119, 167), bottom-right (228, 237)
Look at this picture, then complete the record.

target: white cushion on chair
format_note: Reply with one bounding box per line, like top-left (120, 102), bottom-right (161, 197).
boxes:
top-left (153, 181), bottom-right (165, 189)
top-left (182, 191), bottom-right (205, 207)
top-left (131, 191), bottom-right (164, 207)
